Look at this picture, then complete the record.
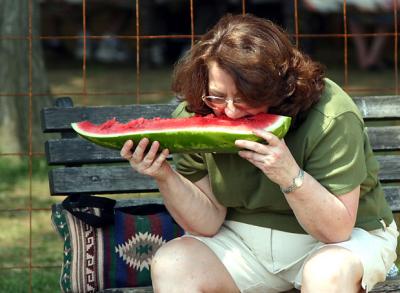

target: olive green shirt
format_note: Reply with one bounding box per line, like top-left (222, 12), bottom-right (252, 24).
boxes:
top-left (172, 78), bottom-right (393, 234)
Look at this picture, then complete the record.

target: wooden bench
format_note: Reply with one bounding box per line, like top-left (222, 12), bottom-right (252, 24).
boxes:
top-left (41, 95), bottom-right (400, 293)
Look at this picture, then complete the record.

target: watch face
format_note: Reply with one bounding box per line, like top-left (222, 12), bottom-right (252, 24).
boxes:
top-left (294, 177), bottom-right (303, 187)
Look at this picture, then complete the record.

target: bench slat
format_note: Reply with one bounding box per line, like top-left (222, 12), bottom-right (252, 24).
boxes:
top-left (45, 152), bottom-right (400, 184)
top-left (353, 96), bottom-right (400, 119)
top-left (45, 139), bottom-right (124, 164)
top-left (49, 162), bottom-right (400, 193)
top-left (48, 166), bottom-right (399, 194)
top-left (41, 103), bottom-right (177, 132)
top-left (49, 164), bottom-right (400, 212)
top-left (41, 96), bottom-right (400, 133)
top-left (384, 186), bottom-right (400, 212)
top-left (367, 126), bottom-right (400, 151)
top-left (46, 138), bottom-right (173, 165)
top-left (377, 155), bottom-right (400, 182)
top-left (371, 276), bottom-right (400, 292)
top-left (49, 166), bottom-right (158, 195)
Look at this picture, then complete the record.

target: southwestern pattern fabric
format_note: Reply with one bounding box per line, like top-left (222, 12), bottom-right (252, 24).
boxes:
top-left (51, 203), bottom-right (185, 293)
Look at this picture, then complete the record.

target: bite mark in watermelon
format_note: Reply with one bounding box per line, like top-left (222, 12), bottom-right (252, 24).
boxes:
top-left (71, 113), bottom-right (291, 153)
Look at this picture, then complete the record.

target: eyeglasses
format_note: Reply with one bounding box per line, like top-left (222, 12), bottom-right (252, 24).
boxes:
top-left (201, 95), bottom-right (248, 109)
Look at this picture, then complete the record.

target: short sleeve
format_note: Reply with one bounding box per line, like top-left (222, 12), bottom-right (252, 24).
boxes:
top-left (305, 112), bottom-right (367, 195)
top-left (171, 101), bottom-right (192, 118)
top-left (173, 153), bottom-right (208, 182)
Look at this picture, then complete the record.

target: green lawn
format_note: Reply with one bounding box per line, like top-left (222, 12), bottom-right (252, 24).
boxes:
top-left (0, 157), bottom-right (61, 292)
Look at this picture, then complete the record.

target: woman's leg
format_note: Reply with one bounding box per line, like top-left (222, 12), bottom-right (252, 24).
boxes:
top-left (349, 20), bottom-right (370, 70)
top-left (301, 246), bottom-right (364, 293)
top-left (151, 237), bottom-right (240, 293)
top-left (367, 26), bottom-right (388, 69)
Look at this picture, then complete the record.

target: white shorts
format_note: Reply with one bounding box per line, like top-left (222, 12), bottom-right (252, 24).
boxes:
top-left (184, 220), bottom-right (398, 293)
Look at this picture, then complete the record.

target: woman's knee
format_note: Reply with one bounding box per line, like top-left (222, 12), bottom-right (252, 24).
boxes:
top-left (151, 237), bottom-right (201, 292)
top-left (151, 236), bottom-right (239, 293)
top-left (151, 237), bottom-right (195, 277)
top-left (302, 246), bottom-right (363, 292)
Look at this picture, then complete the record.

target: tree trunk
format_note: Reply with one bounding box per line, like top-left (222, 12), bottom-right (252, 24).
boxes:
top-left (0, 0), bottom-right (53, 153)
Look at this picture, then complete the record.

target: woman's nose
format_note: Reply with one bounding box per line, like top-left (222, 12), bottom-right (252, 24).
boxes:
top-left (224, 100), bottom-right (242, 118)
top-left (225, 99), bottom-right (239, 112)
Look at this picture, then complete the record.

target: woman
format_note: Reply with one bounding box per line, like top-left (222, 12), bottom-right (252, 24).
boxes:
top-left (120, 14), bottom-right (397, 293)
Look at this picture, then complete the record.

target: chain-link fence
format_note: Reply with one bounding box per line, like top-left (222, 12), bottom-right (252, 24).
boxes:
top-left (0, 0), bottom-right (398, 291)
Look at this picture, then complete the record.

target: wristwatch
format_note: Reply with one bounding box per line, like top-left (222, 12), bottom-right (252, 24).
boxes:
top-left (280, 169), bottom-right (305, 194)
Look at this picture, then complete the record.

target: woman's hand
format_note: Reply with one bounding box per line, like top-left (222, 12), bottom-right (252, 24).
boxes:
top-left (235, 129), bottom-right (299, 188)
top-left (121, 139), bottom-right (226, 236)
top-left (120, 138), bottom-right (172, 181)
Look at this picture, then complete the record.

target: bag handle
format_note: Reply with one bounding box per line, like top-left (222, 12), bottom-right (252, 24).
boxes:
top-left (62, 195), bottom-right (116, 228)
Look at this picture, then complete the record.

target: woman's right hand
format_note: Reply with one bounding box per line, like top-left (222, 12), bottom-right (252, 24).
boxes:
top-left (120, 138), bottom-right (172, 181)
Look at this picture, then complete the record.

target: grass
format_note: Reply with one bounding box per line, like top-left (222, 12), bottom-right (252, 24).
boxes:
top-left (0, 156), bottom-right (62, 292)
top-left (0, 268), bottom-right (60, 293)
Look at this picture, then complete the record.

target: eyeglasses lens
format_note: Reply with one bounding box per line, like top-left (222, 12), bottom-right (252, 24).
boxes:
top-left (207, 97), bottom-right (226, 104)
top-left (202, 96), bottom-right (250, 110)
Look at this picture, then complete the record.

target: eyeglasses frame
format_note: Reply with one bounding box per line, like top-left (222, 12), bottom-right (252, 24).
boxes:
top-left (201, 95), bottom-right (248, 109)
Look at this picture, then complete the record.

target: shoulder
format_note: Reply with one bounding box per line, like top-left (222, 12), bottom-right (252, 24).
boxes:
top-left (291, 79), bottom-right (365, 155)
top-left (171, 101), bottom-right (195, 118)
top-left (310, 78), bottom-right (363, 122)
top-left (301, 78), bottom-right (364, 136)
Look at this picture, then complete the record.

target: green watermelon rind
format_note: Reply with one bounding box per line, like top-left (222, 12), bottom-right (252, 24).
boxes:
top-left (71, 115), bottom-right (291, 153)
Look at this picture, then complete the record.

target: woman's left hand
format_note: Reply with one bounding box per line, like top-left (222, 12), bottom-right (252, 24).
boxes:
top-left (235, 129), bottom-right (299, 187)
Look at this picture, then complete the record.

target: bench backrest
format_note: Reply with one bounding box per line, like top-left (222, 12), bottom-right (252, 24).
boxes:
top-left (41, 96), bottom-right (400, 211)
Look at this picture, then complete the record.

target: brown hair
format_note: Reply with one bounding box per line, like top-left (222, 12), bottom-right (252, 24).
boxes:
top-left (172, 13), bottom-right (325, 126)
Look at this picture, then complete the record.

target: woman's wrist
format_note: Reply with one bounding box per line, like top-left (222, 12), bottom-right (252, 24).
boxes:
top-left (154, 163), bottom-right (175, 183)
top-left (280, 168), bottom-right (305, 194)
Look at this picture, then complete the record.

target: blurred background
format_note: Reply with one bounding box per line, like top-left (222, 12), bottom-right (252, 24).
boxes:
top-left (0, 0), bottom-right (399, 291)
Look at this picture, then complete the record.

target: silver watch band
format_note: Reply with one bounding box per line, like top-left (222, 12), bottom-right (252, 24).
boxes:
top-left (280, 169), bottom-right (304, 194)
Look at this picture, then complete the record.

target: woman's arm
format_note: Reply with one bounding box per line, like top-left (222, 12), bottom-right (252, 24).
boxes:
top-left (157, 173), bottom-right (227, 236)
top-left (121, 139), bottom-right (226, 236)
top-left (283, 174), bottom-right (359, 243)
top-left (235, 130), bottom-right (359, 243)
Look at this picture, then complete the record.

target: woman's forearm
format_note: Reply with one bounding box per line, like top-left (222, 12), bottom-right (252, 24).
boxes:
top-left (156, 168), bottom-right (226, 236)
top-left (284, 172), bottom-right (359, 243)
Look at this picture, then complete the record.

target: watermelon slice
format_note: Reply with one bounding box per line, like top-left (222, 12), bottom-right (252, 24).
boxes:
top-left (71, 113), bottom-right (291, 153)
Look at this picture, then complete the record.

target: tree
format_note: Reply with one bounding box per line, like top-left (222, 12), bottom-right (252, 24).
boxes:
top-left (0, 0), bottom-right (53, 153)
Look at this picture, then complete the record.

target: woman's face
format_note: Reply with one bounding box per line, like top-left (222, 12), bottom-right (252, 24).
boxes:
top-left (207, 61), bottom-right (268, 119)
